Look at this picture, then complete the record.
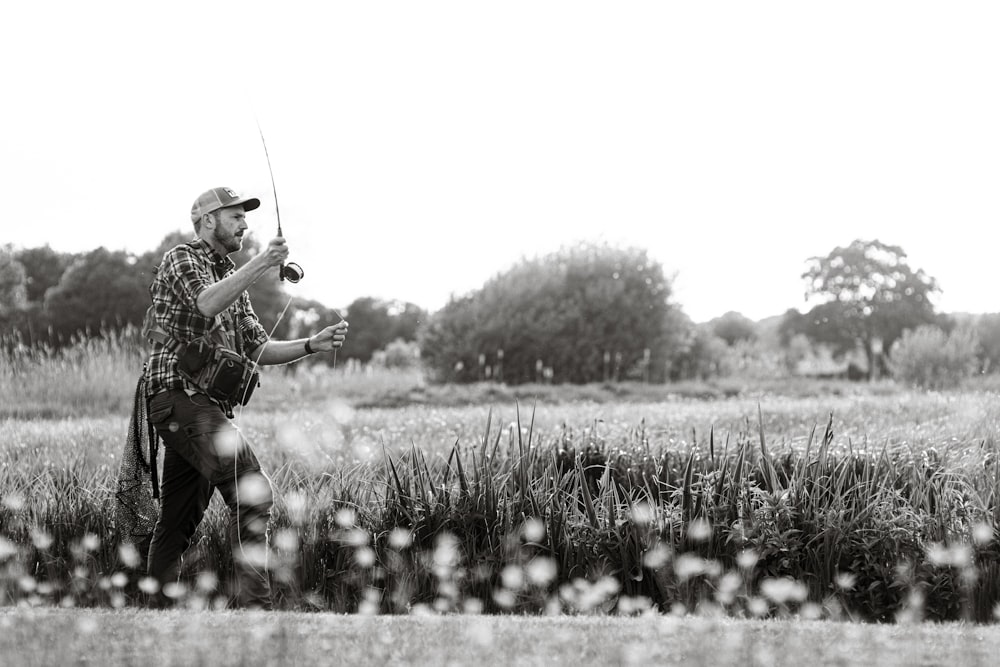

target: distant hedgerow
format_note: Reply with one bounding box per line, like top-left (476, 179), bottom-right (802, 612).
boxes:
top-left (890, 325), bottom-right (979, 389)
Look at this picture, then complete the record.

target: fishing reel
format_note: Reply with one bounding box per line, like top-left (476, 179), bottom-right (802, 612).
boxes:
top-left (280, 262), bottom-right (304, 283)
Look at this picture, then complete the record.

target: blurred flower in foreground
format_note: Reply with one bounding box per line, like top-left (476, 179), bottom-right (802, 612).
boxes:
top-left (760, 577), bottom-right (808, 605)
top-left (525, 557), bottom-right (557, 587)
top-left (388, 527), bottom-right (412, 550)
top-left (835, 572), bottom-right (857, 591)
top-left (973, 522), bottom-right (994, 546)
top-left (926, 542), bottom-right (972, 568)
top-left (521, 518), bottom-right (545, 542)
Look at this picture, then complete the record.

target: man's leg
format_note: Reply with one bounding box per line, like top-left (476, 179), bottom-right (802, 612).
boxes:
top-left (216, 467), bottom-right (274, 609)
top-left (146, 390), bottom-right (273, 608)
top-left (146, 441), bottom-right (213, 598)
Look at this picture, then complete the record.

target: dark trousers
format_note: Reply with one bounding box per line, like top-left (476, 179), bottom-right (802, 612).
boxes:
top-left (146, 389), bottom-right (273, 608)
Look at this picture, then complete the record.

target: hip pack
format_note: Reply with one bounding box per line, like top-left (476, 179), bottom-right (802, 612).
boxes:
top-left (176, 337), bottom-right (259, 405)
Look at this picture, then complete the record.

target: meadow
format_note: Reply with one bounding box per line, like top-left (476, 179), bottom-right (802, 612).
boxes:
top-left (3, 336), bottom-right (1000, 638)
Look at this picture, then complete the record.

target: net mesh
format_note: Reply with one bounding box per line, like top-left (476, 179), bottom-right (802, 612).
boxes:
top-left (115, 374), bottom-right (159, 560)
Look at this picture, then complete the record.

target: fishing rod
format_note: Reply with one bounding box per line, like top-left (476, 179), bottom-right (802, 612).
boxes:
top-left (255, 118), bottom-right (304, 283)
top-left (253, 117), bottom-right (346, 365)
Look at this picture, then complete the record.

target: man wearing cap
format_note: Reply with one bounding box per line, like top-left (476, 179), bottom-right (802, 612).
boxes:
top-left (143, 186), bottom-right (348, 608)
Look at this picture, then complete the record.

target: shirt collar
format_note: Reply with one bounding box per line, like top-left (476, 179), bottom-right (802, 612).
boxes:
top-left (191, 237), bottom-right (235, 272)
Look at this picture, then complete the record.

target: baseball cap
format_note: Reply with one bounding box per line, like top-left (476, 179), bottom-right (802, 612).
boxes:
top-left (190, 187), bottom-right (261, 223)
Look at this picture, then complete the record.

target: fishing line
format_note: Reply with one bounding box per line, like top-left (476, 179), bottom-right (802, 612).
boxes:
top-left (231, 293), bottom-right (295, 583)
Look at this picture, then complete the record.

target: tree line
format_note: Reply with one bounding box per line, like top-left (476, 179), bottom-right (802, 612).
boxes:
top-left (0, 232), bottom-right (425, 366)
top-left (2, 234), bottom-right (996, 386)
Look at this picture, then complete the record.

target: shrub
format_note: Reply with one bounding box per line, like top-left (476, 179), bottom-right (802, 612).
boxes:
top-left (371, 338), bottom-right (421, 370)
top-left (890, 325), bottom-right (979, 389)
top-left (419, 242), bottom-right (682, 384)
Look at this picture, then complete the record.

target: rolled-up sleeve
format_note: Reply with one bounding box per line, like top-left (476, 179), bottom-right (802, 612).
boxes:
top-left (161, 245), bottom-right (215, 309)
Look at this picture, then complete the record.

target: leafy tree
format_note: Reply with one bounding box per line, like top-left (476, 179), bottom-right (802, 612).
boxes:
top-left (709, 311), bottom-right (757, 346)
top-left (14, 245), bottom-right (73, 304)
top-left (0, 246), bottom-right (28, 316)
top-left (340, 297), bottom-right (425, 363)
top-left (420, 242), bottom-right (678, 384)
top-left (44, 248), bottom-right (150, 340)
top-left (799, 239), bottom-right (939, 379)
top-left (389, 301), bottom-right (426, 343)
top-left (668, 323), bottom-right (728, 380)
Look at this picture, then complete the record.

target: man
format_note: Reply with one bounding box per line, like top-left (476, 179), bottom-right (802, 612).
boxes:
top-left (144, 186), bottom-right (348, 608)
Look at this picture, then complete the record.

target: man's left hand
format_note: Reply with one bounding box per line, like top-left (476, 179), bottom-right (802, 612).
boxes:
top-left (308, 321), bottom-right (349, 353)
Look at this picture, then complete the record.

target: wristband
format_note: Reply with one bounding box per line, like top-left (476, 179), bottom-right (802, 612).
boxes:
top-left (305, 338), bottom-right (315, 354)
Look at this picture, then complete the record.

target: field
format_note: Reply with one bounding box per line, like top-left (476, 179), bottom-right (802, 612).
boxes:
top-left (4, 341), bottom-right (1000, 662)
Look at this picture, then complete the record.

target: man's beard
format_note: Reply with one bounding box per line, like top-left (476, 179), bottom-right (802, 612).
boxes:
top-left (215, 228), bottom-right (243, 253)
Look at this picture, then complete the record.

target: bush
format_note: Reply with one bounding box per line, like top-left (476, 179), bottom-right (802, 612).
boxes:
top-left (371, 338), bottom-right (421, 370)
top-left (419, 242), bottom-right (682, 384)
top-left (890, 325), bottom-right (979, 389)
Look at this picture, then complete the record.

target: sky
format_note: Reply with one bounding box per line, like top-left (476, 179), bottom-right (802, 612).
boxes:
top-left (1, 1), bottom-right (998, 323)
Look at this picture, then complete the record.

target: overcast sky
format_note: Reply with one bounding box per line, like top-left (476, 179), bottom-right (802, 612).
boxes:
top-left (2, 1), bottom-right (997, 322)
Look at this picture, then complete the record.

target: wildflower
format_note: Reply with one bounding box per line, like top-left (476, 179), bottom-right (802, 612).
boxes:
top-left (0, 536), bottom-right (18, 560)
top-left (196, 572), bottom-right (218, 593)
top-left (388, 527), bottom-right (412, 550)
top-left (525, 557), bottom-right (557, 587)
top-left (760, 577), bottom-right (808, 605)
top-left (493, 589), bottom-right (516, 609)
top-left (643, 544), bottom-right (671, 569)
top-left (31, 529), bottom-right (53, 550)
top-left (118, 544), bottom-right (141, 569)
top-left (162, 582), bottom-right (187, 599)
top-left (463, 598), bottom-right (485, 614)
top-left (355, 547), bottom-right (377, 567)
top-left (630, 502), bottom-right (655, 527)
top-left (284, 491), bottom-right (309, 526)
top-left (18, 576), bottom-right (37, 593)
top-left (736, 549), bottom-right (759, 571)
top-left (501, 565), bottom-right (525, 590)
top-left (335, 508), bottom-right (357, 528)
top-left (673, 554), bottom-right (707, 581)
top-left (715, 572), bottom-right (742, 605)
top-left (973, 522), bottom-right (994, 546)
top-left (521, 518), bottom-right (546, 542)
top-left (747, 596), bottom-right (770, 617)
top-left (274, 528), bottom-right (299, 552)
top-left (138, 577), bottom-right (160, 595)
top-left (687, 518), bottom-right (712, 542)
top-left (1, 493), bottom-right (25, 511)
top-left (835, 572), bottom-right (857, 591)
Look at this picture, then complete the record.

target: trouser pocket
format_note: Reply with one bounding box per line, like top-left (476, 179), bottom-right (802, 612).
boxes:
top-left (182, 422), bottom-right (262, 486)
top-left (147, 391), bottom-right (175, 430)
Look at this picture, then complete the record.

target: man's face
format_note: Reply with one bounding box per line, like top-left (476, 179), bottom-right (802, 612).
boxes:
top-left (209, 205), bottom-right (248, 254)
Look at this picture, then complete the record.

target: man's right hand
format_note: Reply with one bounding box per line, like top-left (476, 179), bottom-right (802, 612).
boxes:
top-left (261, 237), bottom-right (290, 268)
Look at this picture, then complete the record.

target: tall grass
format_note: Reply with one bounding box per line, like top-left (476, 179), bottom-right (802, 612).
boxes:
top-left (2, 404), bottom-right (999, 622)
top-left (0, 327), bottom-right (947, 419)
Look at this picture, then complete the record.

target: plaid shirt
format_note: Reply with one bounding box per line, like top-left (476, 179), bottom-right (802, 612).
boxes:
top-left (145, 238), bottom-right (268, 402)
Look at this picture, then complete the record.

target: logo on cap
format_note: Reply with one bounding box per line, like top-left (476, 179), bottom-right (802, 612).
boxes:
top-left (223, 187), bottom-right (238, 199)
